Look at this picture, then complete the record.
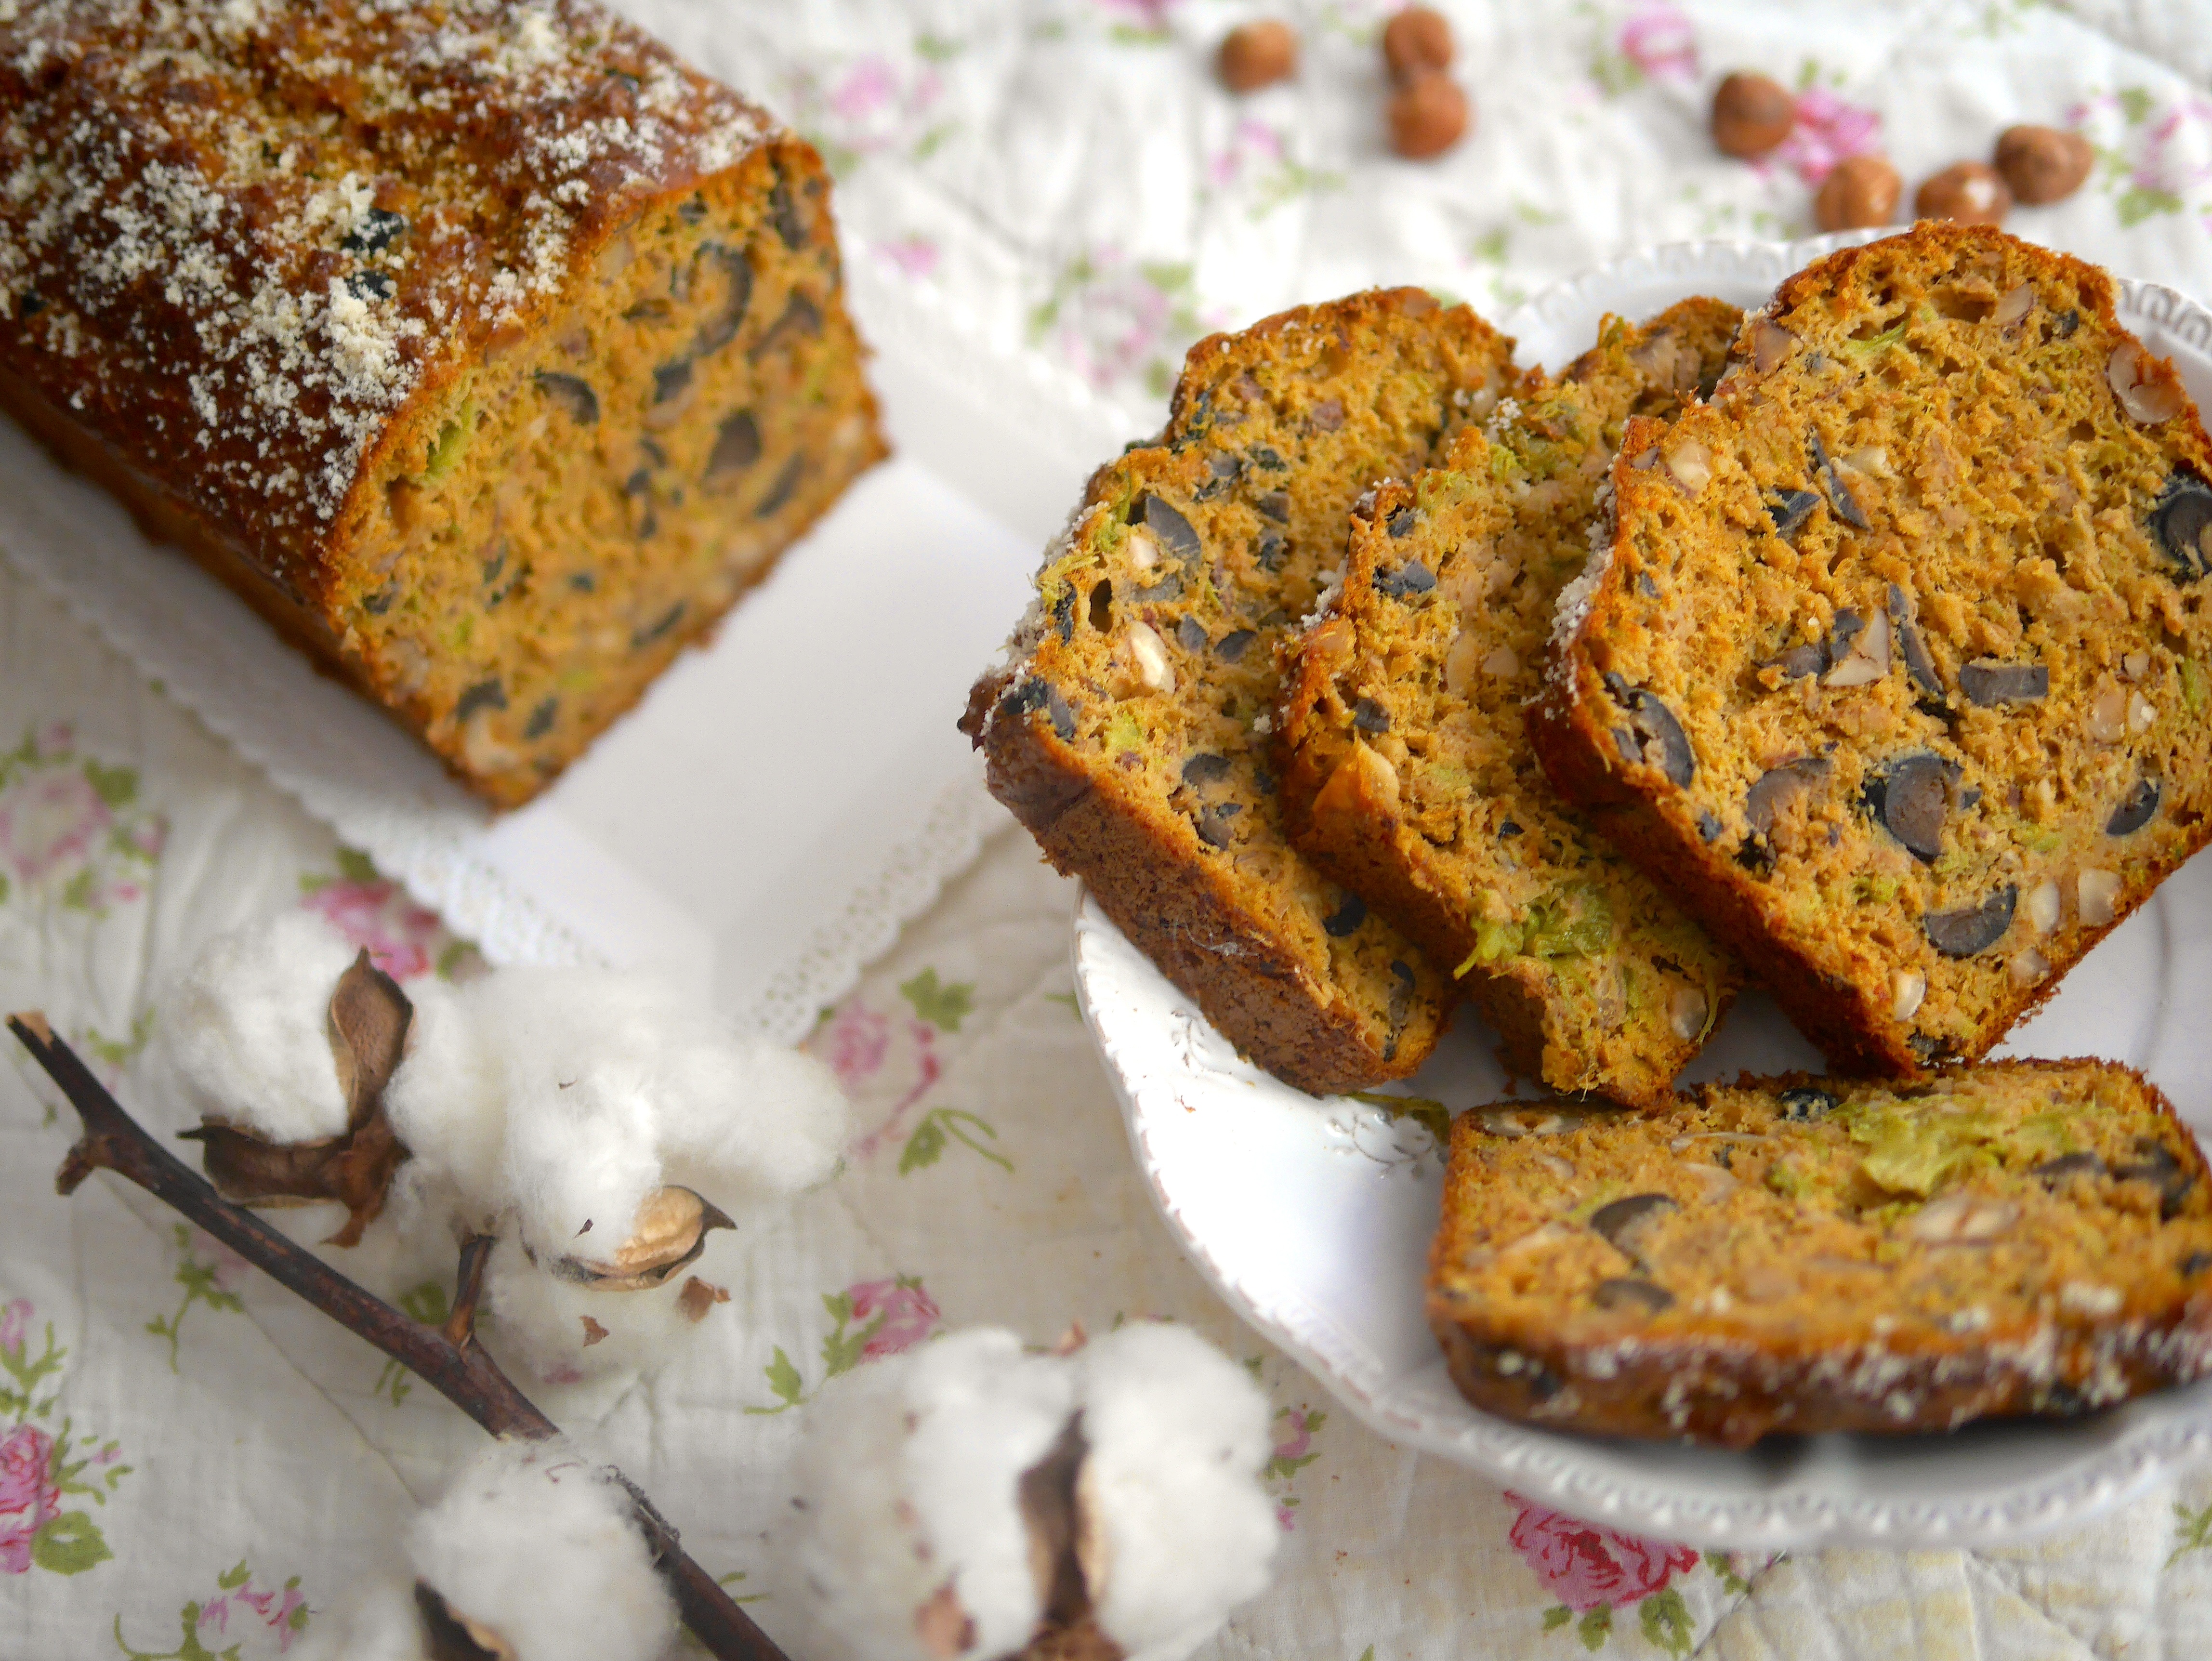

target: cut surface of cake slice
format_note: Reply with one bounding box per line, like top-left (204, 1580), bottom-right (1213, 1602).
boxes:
top-left (1278, 300), bottom-right (1744, 1107)
top-left (962, 290), bottom-right (1522, 1093)
top-left (1429, 1060), bottom-right (2212, 1446)
top-left (1534, 224), bottom-right (2212, 1075)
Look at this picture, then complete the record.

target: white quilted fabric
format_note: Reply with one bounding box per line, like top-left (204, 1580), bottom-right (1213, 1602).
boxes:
top-left (6, 2), bottom-right (2212, 1657)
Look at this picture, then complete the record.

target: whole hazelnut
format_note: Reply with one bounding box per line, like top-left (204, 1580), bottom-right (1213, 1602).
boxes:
top-left (1218, 20), bottom-right (1298, 94)
top-left (1711, 72), bottom-right (1795, 160)
top-left (1814, 153), bottom-right (1902, 232)
top-left (1382, 7), bottom-right (1454, 84)
top-left (1915, 160), bottom-right (2012, 225)
top-left (1388, 70), bottom-right (1470, 159)
top-left (1994, 124), bottom-right (2094, 205)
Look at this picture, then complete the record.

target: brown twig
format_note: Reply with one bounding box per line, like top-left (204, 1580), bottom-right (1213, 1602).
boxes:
top-left (10, 1011), bottom-right (789, 1661)
top-left (445, 1233), bottom-right (494, 1350)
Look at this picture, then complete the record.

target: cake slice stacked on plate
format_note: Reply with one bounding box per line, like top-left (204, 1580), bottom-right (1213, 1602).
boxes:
top-left (1278, 300), bottom-right (1745, 1106)
top-left (1535, 223), bottom-right (2212, 1075)
top-left (964, 290), bottom-right (1522, 1093)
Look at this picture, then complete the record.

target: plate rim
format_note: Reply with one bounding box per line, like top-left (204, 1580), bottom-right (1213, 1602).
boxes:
top-left (1075, 230), bottom-right (2212, 1549)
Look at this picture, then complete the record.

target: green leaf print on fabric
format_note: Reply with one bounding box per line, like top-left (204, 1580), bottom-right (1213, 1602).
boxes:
top-left (2169, 1499), bottom-right (2212, 1568)
top-left (145, 1226), bottom-right (248, 1373)
top-left (1, 1302), bottom-right (65, 1422)
top-left (898, 968), bottom-right (974, 1032)
top-left (1577, 1605), bottom-right (1612, 1650)
top-left (79, 1012), bottom-right (156, 1073)
top-left (898, 1107), bottom-right (1013, 1175)
top-left (31, 1509), bottom-right (110, 1575)
top-left (1637, 1587), bottom-right (1693, 1656)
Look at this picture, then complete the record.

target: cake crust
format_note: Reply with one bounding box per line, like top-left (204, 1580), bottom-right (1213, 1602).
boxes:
top-left (0, 0), bottom-right (884, 804)
top-left (1428, 1060), bottom-right (2212, 1446)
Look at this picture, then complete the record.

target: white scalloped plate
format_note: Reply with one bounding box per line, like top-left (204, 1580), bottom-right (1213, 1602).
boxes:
top-left (1076, 234), bottom-right (2212, 1550)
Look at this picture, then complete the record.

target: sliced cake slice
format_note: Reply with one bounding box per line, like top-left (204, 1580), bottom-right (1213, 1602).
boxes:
top-left (962, 290), bottom-right (1523, 1093)
top-left (1430, 1060), bottom-right (2212, 1445)
top-left (1535, 224), bottom-right (2212, 1075)
top-left (1278, 300), bottom-right (1745, 1107)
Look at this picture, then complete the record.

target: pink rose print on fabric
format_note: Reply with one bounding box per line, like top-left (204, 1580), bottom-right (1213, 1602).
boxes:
top-left (1507, 1493), bottom-right (1698, 1610)
top-left (2069, 92), bottom-right (2212, 227)
top-left (824, 56), bottom-right (943, 155)
top-left (818, 1000), bottom-right (892, 1090)
top-left (0, 1300), bottom-right (29, 1358)
top-left (302, 876), bottom-right (443, 981)
top-left (0, 1424), bottom-right (60, 1575)
top-left (200, 1570), bottom-right (310, 1652)
top-left (1770, 87), bottom-right (1881, 187)
top-left (1210, 118), bottom-right (1284, 189)
top-left (1617, 3), bottom-right (1696, 85)
top-left (0, 771), bottom-right (109, 885)
top-left (847, 1277), bottom-right (941, 1359)
top-left (1099, 0), bottom-right (1179, 29)
top-left (878, 235), bottom-right (941, 279)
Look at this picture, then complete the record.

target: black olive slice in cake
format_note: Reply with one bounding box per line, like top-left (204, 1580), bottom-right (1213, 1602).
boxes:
top-left (1279, 300), bottom-right (1745, 1107)
top-left (1535, 224), bottom-right (2212, 1076)
top-left (962, 290), bottom-right (1523, 1092)
top-left (1430, 1060), bottom-right (2212, 1445)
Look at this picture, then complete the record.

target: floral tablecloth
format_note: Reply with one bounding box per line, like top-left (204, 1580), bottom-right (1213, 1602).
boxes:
top-left (11, 1), bottom-right (2212, 1656)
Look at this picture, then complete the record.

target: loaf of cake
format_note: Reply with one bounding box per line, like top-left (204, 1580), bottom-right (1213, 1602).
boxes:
top-left (1534, 224), bottom-right (2212, 1074)
top-left (1278, 301), bottom-right (1743, 1107)
top-left (961, 291), bottom-right (1523, 1092)
top-left (0, 0), bottom-right (884, 807)
top-left (1430, 1061), bottom-right (2212, 1445)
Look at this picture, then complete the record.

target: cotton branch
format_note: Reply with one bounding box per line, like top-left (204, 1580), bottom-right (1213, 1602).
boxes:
top-left (9, 1011), bottom-right (788, 1661)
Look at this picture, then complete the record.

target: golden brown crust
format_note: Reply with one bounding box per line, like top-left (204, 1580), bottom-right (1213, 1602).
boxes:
top-left (1532, 224), bottom-right (2212, 1075)
top-left (1427, 1058), bottom-right (2212, 1446)
top-left (974, 665), bottom-right (1435, 1093)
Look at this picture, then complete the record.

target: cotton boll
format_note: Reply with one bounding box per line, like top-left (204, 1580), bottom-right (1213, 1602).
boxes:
top-left (654, 1035), bottom-right (849, 1202)
top-left (393, 967), bottom-right (847, 1254)
top-left (477, 1234), bottom-right (700, 1396)
top-left (500, 1065), bottom-right (663, 1264)
top-left (406, 1438), bottom-right (675, 1661)
top-left (1074, 1324), bottom-right (1277, 1661)
top-left (166, 910), bottom-right (358, 1142)
top-left (382, 978), bottom-right (507, 1226)
top-left (787, 1328), bottom-right (1075, 1661)
top-left (290, 1577), bottom-right (428, 1661)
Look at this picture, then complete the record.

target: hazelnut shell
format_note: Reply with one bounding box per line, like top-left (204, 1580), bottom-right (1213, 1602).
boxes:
top-left (1813, 154), bottom-right (1901, 232)
top-left (1388, 71), bottom-right (1469, 160)
top-left (1382, 7), bottom-right (1454, 83)
top-left (1916, 159), bottom-right (2013, 226)
top-left (1711, 72), bottom-right (1795, 160)
top-left (1217, 20), bottom-right (1298, 94)
top-left (1994, 124), bottom-right (2094, 205)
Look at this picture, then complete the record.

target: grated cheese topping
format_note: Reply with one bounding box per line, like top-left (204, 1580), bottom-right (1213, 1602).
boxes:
top-left (0, 0), bottom-right (776, 571)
